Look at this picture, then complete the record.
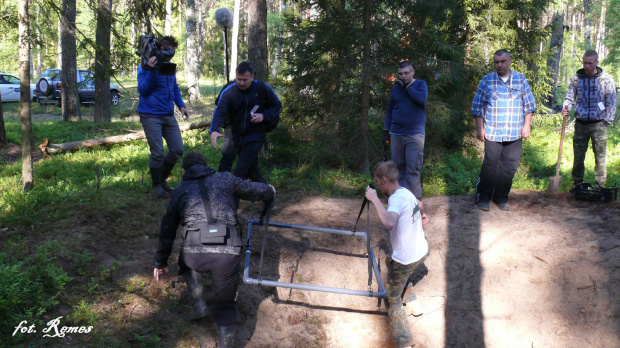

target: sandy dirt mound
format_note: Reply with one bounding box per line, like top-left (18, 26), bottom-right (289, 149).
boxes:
top-left (225, 190), bottom-right (619, 347)
top-left (51, 189), bottom-right (618, 347)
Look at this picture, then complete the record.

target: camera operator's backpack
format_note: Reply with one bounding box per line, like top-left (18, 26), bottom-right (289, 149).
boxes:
top-left (256, 82), bottom-right (280, 133)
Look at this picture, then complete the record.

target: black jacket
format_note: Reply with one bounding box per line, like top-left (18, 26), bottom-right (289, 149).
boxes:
top-left (210, 80), bottom-right (282, 146)
top-left (154, 164), bottom-right (275, 268)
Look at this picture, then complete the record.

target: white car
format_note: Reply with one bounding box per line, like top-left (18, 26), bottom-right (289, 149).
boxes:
top-left (0, 72), bottom-right (37, 102)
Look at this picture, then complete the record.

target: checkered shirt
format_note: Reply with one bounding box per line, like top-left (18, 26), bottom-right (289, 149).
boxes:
top-left (471, 70), bottom-right (537, 142)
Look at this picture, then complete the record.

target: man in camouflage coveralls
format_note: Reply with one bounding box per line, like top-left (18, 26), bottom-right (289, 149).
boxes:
top-left (562, 50), bottom-right (617, 189)
top-left (153, 152), bottom-right (275, 348)
top-left (366, 161), bottom-right (429, 348)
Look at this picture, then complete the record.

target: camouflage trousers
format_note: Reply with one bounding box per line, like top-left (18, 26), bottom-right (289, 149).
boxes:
top-left (572, 121), bottom-right (608, 187)
top-left (385, 251), bottom-right (429, 347)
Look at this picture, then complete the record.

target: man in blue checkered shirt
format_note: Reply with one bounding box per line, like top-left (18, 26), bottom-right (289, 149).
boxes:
top-left (472, 49), bottom-right (536, 211)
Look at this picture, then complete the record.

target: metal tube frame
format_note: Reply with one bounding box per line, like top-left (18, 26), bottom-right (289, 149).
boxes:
top-left (243, 220), bottom-right (386, 298)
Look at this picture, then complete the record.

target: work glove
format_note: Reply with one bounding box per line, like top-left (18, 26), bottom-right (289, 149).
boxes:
top-left (382, 129), bottom-right (390, 143)
top-left (394, 79), bottom-right (405, 87)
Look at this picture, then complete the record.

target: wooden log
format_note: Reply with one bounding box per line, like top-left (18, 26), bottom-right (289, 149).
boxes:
top-left (39, 120), bottom-right (211, 155)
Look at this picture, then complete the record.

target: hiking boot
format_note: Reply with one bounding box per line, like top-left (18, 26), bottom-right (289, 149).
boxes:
top-left (403, 299), bottom-right (423, 317)
top-left (476, 201), bottom-right (490, 211)
top-left (161, 160), bottom-right (177, 193)
top-left (217, 325), bottom-right (236, 348)
top-left (494, 201), bottom-right (510, 211)
top-left (153, 184), bottom-right (171, 199)
top-left (161, 181), bottom-right (173, 193)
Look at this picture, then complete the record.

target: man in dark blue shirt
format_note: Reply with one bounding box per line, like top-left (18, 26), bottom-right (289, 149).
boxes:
top-left (384, 61), bottom-right (428, 201)
top-left (209, 61), bottom-right (282, 187)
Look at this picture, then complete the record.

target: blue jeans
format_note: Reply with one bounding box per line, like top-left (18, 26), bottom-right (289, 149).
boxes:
top-left (391, 134), bottom-right (425, 199)
top-left (140, 115), bottom-right (184, 168)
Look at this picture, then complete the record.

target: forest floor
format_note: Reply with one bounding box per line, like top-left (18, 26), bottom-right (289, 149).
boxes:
top-left (3, 114), bottom-right (619, 347)
top-left (14, 189), bottom-right (616, 347)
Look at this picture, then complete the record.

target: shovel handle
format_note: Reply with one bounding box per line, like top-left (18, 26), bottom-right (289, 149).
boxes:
top-left (555, 116), bottom-right (567, 175)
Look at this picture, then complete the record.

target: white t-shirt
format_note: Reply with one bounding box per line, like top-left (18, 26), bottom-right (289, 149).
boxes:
top-left (387, 187), bottom-right (429, 265)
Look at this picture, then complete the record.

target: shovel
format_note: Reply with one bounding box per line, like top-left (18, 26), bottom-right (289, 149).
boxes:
top-left (548, 113), bottom-right (568, 192)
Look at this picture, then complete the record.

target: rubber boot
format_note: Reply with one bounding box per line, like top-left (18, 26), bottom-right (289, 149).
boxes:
top-left (160, 159), bottom-right (177, 193)
top-left (183, 270), bottom-right (210, 320)
top-left (217, 325), bottom-right (236, 348)
top-left (150, 167), bottom-right (170, 199)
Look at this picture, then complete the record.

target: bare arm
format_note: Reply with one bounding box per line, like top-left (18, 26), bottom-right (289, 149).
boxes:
top-left (365, 186), bottom-right (399, 230)
top-left (475, 116), bottom-right (486, 142)
top-left (521, 112), bottom-right (533, 139)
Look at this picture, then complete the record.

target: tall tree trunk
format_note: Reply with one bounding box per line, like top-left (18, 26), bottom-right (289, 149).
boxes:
top-left (165, 0), bottom-right (172, 35)
top-left (95, 0), bottom-right (112, 122)
top-left (596, 1), bottom-right (606, 56)
top-left (19, 0), bottom-right (33, 191)
top-left (61, 0), bottom-right (81, 121)
top-left (36, 4), bottom-right (41, 78)
top-left (271, 0), bottom-right (284, 78)
top-left (229, 0), bottom-right (240, 81)
top-left (546, 12), bottom-right (564, 106)
top-left (185, 0), bottom-right (201, 103)
top-left (584, 0), bottom-right (591, 49)
top-left (358, 0), bottom-right (372, 174)
top-left (248, 0), bottom-right (268, 80)
top-left (0, 91), bottom-right (6, 147)
top-left (57, 19), bottom-right (62, 68)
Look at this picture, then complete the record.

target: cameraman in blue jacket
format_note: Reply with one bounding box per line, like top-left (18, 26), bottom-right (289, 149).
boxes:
top-left (138, 36), bottom-right (189, 199)
top-left (209, 61), bottom-right (282, 186)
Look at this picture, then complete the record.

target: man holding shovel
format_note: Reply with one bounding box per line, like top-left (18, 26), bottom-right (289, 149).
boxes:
top-left (562, 50), bottom-right (617, 191)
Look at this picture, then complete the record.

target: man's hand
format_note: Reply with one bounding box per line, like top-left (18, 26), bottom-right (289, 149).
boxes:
top-left (521, 123), bottom-right (531, 140)
top-left (476, 127), bottom-right (486, 142)
top-left (394, 79), bottom-right (404, 87)
top-left (179, 107), bottom-right (190, 121)
top-left (153, 267), bottom-right (168, 281)
top-left (250, 113), bottom-right (264, 123)
top-left (147, 56), bottom-right (157, 68)
top-left (561, 106), bottom-right (569, 118)
top-left (475, 116), bottom-right (486, 142)
top-left (421, 213), bottom-right (429, 229)
top-left (365, 185), bottom-right (379, 204)
top-left (210, 131), bottom-right (224, 150)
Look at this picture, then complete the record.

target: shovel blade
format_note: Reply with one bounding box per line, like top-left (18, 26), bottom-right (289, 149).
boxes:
top-left (548, 175), bottom-right (562, 192)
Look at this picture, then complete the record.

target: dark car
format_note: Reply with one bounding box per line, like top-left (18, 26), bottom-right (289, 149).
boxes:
top-left (36, 69), bottom-right (121, 107)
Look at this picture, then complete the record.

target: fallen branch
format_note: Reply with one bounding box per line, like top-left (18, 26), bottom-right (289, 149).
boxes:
top-left (38, 120), bottom-right (211, 155)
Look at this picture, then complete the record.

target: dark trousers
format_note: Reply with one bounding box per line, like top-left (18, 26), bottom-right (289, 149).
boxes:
top-left (179, 253), bottom-right (242, 327)
top-left (476, 138), bottom-right (522, 204)
top-left (140, 115), bottom-right (184, 168)
top-left (234, 141), bottom-right (266, 184)
top-left (218, 127), bottom-right (237, 173)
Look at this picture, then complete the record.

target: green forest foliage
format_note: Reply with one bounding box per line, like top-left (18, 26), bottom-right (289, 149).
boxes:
top-left (277, 0), bottom-right (555, 170)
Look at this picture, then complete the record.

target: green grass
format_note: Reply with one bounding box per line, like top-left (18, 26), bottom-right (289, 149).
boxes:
top-left (1, 88), bottom-right (620, 346)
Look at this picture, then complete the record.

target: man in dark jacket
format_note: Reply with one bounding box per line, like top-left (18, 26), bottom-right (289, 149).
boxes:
top-left (138, 36), bottom-right (190, 199)
top-left (384, 61), bottom-right (428, 201)
top-left (209, 61), bottom-right (282, 185)
top-left (562, 50), bottom-right (617, 190)
top-left (153, 152), bottom-right (275, 348)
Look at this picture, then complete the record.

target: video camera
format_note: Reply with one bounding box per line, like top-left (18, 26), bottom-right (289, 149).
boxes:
top-left (135, 34), bottom-right (176, 76)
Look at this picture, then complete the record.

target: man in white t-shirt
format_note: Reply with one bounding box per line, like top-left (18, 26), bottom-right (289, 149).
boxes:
top-left (366, 161), bottom-right (429, 348)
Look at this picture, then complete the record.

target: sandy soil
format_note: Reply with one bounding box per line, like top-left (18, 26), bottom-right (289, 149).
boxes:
top-left (126, 189), bottom-right (619, 348)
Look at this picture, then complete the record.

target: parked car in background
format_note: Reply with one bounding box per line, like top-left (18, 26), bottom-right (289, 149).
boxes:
top-left (0, 72), bottom-right (37, 102)
top-left (36, 69), bottom-right (121, 107)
